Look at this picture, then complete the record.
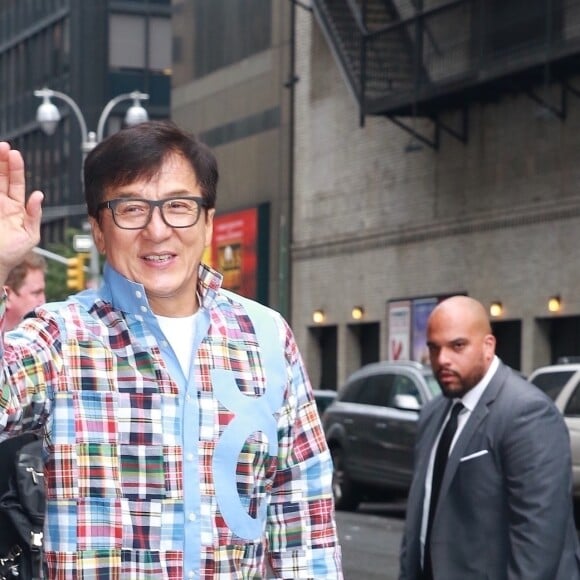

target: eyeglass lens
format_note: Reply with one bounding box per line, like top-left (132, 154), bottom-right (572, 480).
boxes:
top-left (111, 198), bottom-right (202, 229)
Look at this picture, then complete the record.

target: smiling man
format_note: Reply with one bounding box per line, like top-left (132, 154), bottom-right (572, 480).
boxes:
top-left (0, 122), bottom-right (342, 579)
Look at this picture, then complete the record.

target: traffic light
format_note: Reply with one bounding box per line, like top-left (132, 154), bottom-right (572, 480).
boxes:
top-left (67, 254), bottom-right (86, 291)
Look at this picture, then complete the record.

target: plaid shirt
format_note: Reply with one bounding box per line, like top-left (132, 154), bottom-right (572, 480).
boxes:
top-left (0, 263), bottom-right (342, 579)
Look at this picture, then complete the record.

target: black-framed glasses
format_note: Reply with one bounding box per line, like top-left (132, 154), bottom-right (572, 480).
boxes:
top-left (97, 196), bottom-right (208, 230)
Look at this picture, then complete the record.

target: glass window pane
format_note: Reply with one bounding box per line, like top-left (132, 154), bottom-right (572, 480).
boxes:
top-left (149, 16), bottom-right (171, 71)
top-left (530, 370), bottom-right (574, 401)
top-left (564, 386), bottom-right (580, 417)
top-left (110, 14), bottom-right (145, 69)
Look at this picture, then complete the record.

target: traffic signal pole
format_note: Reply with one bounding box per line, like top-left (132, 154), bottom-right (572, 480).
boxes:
top-left (33, 247), bottom-right (90, 291)
top-left (32, 247), bottom-right (73, 266)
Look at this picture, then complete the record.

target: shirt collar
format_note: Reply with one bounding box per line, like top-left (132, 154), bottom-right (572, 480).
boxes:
top-left (460, 355), bottom-right (499, 412)
top-left (99, 261), bottom-right (224, 315)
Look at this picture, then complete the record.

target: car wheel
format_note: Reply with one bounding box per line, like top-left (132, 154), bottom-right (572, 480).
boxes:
top-left (330, 446), bottom-right (360, 511)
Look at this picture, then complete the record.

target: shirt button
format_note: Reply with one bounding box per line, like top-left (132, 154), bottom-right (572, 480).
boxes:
top-left (187, 571), bottom-right (196, 579)
top-left (186, 453), bottom-right (194, 461)
top-left (140, 305), bottom-right (147, 313)
top-left (135, 291), bottom-right (142, 299)
top-left (188, 512), bottom-right (196, 522)
top-left (135, 315), bottom-right (143, 322)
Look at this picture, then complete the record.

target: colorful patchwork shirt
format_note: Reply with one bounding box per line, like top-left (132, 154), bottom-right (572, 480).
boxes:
top-left (0, 263), bottom-right (342, 579)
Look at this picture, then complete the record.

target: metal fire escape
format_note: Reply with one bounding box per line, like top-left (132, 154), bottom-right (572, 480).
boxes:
top-left (311, 0), bottom-right (580, 149)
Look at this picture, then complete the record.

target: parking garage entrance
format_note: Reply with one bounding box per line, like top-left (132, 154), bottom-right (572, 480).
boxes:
top-left (309, 325), bottom-right (337, 391)
top-left (491, 319), bottom-right (522, 372)
top-left (537, 315), bottom-right (580, 364)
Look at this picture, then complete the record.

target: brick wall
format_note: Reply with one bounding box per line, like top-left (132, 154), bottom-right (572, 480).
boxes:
top-left (293, 9), bottom-right (580, 386)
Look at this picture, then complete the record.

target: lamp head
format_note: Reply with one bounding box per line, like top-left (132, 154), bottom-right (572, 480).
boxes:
top-left (124, 92), bottom-right (149, 126)
top-left (36, 96), bottom-right (61, 136)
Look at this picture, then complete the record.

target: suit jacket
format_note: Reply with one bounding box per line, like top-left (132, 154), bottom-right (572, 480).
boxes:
top-left (399, 361), bottom-right (580, 580)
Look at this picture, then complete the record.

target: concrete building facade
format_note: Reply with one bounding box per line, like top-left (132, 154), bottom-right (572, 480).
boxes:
top-left (293, 4), bottom-right (580, 389)
top-left (171, 0), bottom-right (293, 312)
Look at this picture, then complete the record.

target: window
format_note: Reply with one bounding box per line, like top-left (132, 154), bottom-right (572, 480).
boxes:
top-left (110, 14), bottom-right (146, 68)
top-left (149, 17), bottom-right (171, 71)
top-left (530, 370), bottom-right (574, 402)
top-left (392, 375), bottom-right (420, 400)
top-left (341, 378), bottom-right (364, 404)
top-left (565, 385), bottom-right (580, 417)
top-left (109, 14), bottom-right (171, 71)
top-left (193, 0), bottom-right (271, 78)
top-left (354, 374), bottom-right (395, 407)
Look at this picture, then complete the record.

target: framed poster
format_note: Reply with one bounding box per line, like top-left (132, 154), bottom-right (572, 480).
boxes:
top-left (388, 300), bottom-right (411, 361)
top-left (411, 297), bottom-right (438, 364)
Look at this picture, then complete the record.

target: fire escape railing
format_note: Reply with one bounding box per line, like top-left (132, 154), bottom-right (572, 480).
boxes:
top-left (311, 0), bottom-right (580, 149)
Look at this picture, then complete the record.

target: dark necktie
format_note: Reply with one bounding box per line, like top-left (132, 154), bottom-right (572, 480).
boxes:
top-left (422, 401), bottom-right (464, 580)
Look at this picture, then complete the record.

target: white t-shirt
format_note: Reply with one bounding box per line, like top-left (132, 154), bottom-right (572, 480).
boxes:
top-left (156, 312), bottom-right (198, 376)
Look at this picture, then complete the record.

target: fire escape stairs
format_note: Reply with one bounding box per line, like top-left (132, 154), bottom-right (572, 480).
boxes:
top-left (310, 0), bottom-right (468, 149)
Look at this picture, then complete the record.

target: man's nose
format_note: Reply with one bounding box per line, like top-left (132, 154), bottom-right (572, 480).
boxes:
top-left (144, 205), bottom-right (172, 235)
top-left (435, 347), bottom-right (451, 365)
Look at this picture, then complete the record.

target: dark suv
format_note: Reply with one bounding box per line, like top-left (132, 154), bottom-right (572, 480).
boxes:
top-left (322, 360), bottom-right (440, 511)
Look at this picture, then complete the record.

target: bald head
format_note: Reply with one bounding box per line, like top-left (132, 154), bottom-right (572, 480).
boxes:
top-left (429, 295), bottom-right (492, 336)
top-left (427, 295), bottom-right (496, 398)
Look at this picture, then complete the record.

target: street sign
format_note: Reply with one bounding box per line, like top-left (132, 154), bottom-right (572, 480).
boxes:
top-left (73, 234), bottom-right (93, 252)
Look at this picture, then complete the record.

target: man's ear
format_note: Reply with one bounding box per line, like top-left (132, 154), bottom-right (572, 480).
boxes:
top-left (484, 333), bottom-right (496, 360)
top-left (4, 286), bottom-right (13, 306)
top-left (204, 208), bottom-right (215, 248)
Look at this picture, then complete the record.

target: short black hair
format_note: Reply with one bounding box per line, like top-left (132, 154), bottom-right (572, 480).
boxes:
top-left (83, 120), bottom-right (218, 218)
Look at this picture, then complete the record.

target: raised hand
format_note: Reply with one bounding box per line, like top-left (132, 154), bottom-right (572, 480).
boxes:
top-left (0, 142), bottom-right (44, 283)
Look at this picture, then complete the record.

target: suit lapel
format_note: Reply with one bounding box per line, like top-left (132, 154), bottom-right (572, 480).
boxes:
top-left (407, 398), bottom-right (452, 533)
top-left (437, 363), bottom-right (508, 501)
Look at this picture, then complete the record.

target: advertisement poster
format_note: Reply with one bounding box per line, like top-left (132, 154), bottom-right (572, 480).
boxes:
top-left (210, 207), bottom-right (258, 299)
top-left (412, 297), bottom-right (438, 364)
top-left (388, 300), bottom-right (411, 361)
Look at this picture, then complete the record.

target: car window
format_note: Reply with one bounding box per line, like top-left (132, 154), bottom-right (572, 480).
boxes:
top-left (354, 374), bottom-right (395, 406)
top-left (564, 385), bottom-right (580, 417)
top-left (368, 374), bottom-right (395, 406)
top-left (423, 373), bottom-right (441, 397)
top-left (314, 391), bottom-right (336, 416)
top-left (530, 370), bottom-right (575, 401)
top-left (341, 378), bottom-right (365, 403)
top-left (392, 374), bottom-right (420, 400)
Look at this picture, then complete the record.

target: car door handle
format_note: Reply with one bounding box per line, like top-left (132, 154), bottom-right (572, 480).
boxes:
top-left (376, 422), bottom-right (387, 429)
top-left (343, 418), bottom-right (354, 425)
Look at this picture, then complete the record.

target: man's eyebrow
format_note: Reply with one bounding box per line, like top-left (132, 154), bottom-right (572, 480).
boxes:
top-left (111, 189), bottom-right (194, 198)
top-left (426, 337), bottom-right (467, 347)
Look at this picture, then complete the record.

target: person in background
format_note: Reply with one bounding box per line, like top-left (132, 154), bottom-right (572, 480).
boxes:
top-left (0, 123), bottom-right (342, 579)
top-left (399, 295), bottom-right (580, 580)
top-left (4, 250), bottom-right (46, 330)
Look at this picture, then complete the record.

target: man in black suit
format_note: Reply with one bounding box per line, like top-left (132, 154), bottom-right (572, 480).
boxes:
top-left (399, 295), bottom-right (580, 580)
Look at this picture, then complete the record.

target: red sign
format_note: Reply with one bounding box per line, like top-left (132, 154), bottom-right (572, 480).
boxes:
top-left (210, 207), bottom-right (258, 299)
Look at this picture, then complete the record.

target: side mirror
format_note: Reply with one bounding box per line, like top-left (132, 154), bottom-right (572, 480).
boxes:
top-left (393, 393), bottom-right (421, 412)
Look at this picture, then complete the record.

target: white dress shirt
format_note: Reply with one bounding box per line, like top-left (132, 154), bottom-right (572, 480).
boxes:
top-left (419, 355), bottom-right (500, 563)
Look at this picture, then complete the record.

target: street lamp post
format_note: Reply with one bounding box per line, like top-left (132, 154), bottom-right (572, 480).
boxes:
top-left (34, 88), bottom-right (150, 287)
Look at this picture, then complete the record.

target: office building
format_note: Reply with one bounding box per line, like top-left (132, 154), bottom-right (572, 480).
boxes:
top-left (171, 0), bottom-right (293, 311)
top-left (0, 0), bottom-right (171, 244)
